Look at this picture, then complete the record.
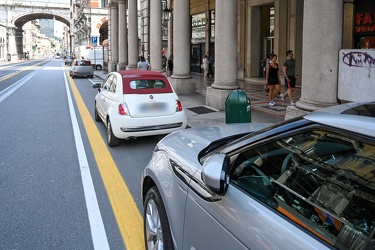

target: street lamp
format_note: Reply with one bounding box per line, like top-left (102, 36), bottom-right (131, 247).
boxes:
top-left (162, 0), bottom-right (172, 21)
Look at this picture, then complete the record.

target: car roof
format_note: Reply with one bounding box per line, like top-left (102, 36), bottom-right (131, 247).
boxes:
top-left (117, 70), bottom-right (166, 78)
top-left (304, 102), bottom-right (375, 137)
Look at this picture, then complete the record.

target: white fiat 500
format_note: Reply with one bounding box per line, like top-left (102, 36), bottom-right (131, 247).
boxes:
top-left (93, 70), bottom-right (187, 147)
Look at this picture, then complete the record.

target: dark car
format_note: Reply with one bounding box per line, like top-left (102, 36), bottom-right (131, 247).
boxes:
top-left (142, 102), bottom-right (375, 250)
top-left (69, 59), bottom-right (94, 78)
top-left (64, 56), bottom-right (74, 66)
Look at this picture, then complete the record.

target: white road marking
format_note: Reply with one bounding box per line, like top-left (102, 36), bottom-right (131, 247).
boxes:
top-left (63, 68), bottom-right (110, 250)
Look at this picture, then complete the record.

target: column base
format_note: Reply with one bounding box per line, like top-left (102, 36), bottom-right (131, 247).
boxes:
top-left (109, 62), bottom-right (118, 72)
top-left (285, 99), bottom-right (339, 120)
top-left (117, 62), bottom-right (127, 70)
top-left (126, 64), bottom-right (137, 70)
top-left (285, 105), bottom-right (310, 120)
top-left (169, 76), bottom-right (196, 94)
top-left (206, 87), bottom-right (233, 111)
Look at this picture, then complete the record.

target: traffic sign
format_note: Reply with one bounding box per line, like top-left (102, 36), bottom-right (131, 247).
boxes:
top-left (92, 36), bottom-right (98, 46)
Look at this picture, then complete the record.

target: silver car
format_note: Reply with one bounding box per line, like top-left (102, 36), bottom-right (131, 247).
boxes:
top-left (141, 102), bottom-right (375, 249)
top-left (69, 59), bottom-right (94, 78)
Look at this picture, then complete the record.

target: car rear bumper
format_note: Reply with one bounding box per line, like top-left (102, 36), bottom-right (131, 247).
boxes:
top-left (111, 112), bottom-right (187, 139)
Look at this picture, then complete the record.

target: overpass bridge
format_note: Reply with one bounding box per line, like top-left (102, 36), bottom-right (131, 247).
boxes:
top-left (0, 0), bottom-right (70, 59)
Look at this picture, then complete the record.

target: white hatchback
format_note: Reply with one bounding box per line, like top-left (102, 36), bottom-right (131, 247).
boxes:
top-left (93, 70), bottom-right (187, 147)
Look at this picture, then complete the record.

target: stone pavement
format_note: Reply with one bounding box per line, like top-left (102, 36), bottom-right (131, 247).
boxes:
top-left (94, 70), bottom-right (301, 128)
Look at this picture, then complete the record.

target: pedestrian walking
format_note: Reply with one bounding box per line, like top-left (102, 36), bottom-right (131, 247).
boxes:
top-left (137, 55), bottom-right (151, 70)
top-left (167, 54), bottom-right (173, 75)
top-left (265, 54), bottom-right (281, 106)
top-left (206, 51), bottom-right (214, 78)
top-left (162, 54), bottom-right (167, 72)
top-left (202, 54), bottom-right (209, 79)
top-left (281, 50), bottom-right (298, 106)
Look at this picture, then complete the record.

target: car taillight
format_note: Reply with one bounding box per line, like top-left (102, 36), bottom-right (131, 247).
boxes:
top-left (74, 61), bottom-right (77, 66)
top-left (118, 103), bottom-right (129, 115)
top-left (90, 61), bottom-right (92, 66)
top-left (176, 100), bottom-right (183, 112)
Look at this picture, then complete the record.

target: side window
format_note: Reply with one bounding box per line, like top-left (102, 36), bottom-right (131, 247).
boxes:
top-left (230, 129), bottom-right (375, 249)
top-left (109, 76), bottom-right (117, 93)
top-left (103, 75), bottom-right (113, 91)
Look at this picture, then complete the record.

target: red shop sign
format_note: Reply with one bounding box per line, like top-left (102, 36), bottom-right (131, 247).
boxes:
top-left (355, 12), bottom-right (375, 33)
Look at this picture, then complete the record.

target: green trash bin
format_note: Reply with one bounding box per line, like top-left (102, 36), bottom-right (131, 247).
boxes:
top-left (225, 89), bottom-right (251, 123)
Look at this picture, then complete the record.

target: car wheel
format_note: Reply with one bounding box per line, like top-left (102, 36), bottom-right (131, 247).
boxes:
top-left (144, 187), bottom-right (173, 250)
top-left (94, 107), bottom-right (101, 122)
top-left (96, 65), bottom-right (102, 70)
top-left (90, 75), bottom-right (94, 79)
top-left (107, 118), bottom-right (120, 147)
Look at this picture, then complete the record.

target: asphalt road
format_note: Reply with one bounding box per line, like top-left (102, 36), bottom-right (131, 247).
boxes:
top-left (0, 59), bottom-right (157, 249)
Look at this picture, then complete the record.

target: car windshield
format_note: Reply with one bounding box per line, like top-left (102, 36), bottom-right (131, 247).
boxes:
top-left (231, 129), bottom-right (375, 249)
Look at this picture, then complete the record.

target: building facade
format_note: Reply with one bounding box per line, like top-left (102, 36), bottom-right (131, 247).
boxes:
top-left (85, 0), bottom-right (375, 118)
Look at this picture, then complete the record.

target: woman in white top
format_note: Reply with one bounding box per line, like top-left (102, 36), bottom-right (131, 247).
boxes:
top-left (202, 54), bottom-right (209, 79)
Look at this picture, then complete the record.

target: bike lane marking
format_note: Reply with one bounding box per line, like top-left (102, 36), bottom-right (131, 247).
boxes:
top-left (65, 70), bottom-right (144, 249)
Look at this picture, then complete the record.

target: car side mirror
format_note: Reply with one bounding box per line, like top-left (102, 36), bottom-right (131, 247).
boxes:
top-left (93, 83), bottom-right (101, 91)
top-left (202, 154), bottom-right (230, 195)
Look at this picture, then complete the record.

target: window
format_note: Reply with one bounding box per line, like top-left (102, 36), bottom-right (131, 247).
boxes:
top-left (103, 75), bottom-right (114, 91)
top-left (231, 129), bottom-right (375, 249)
top-left (109, 76), bottom-right (117, 93)
top-left (129, 80), bottom-right (166, 90)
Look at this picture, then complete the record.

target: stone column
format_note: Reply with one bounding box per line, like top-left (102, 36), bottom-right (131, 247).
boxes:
top-left (169, 0), bottom-right (196, 94)
top-left (150, 0), bottom-right (162, 71)
top-left (70, 34), bottom-right (75, 57)
top-left (117, 0), bottom-right (128, 70)
top-left (206, 0), bottom-right (238, 110)
top-left (109, 3), bottom-right (119, 72)
top-left (285, 0), bottom-right (343, 119)
top-left (127, 0), bottom-right (138, 70)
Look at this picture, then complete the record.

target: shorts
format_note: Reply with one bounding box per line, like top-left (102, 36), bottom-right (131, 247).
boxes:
top-left (285, 76), bottom-right (296, 88)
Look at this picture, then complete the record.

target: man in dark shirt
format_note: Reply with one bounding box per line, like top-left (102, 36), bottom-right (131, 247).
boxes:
top-left (281, 50), bottom-right (298, 106)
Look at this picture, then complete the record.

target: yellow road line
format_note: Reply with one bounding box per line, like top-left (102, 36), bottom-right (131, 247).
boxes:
top-left (66, 71), bottom-right (144, 249)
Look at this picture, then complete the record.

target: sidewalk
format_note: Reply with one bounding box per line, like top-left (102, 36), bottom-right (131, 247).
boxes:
top-left (94, 70), bottom-right (301, 128)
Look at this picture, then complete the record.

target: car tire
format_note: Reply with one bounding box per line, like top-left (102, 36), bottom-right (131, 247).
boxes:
top-left (144, 187), bottom-right (173, 250)
top-left (94, 107), bottom-right (101, 122)
top-left (107, 118), bottom-right (120, 147)
top-left (96, 65), bottom-right (102, 70)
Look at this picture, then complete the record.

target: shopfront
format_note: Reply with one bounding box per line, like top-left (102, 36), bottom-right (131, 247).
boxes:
top-left (191, 12), bottom-right (215, 74)
top-left (354, 0), bottom-right (375, 48)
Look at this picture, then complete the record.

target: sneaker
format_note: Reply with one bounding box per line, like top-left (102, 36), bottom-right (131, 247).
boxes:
top-left (269, 100), bottom-right (275, 106)
top-left (281, 94), bottom-right (285, 102)
top-left (291, 100), bottom-right (296, 106)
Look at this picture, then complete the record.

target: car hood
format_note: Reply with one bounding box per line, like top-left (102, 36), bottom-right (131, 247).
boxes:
top-left (156, 123), bottom-right (271, 174)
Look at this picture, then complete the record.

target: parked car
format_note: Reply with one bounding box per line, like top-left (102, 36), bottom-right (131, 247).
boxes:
top-left (141, 102), bottom-right (375, 250)
top-left (69, 59), bottom-right (94, 78)
top-left (93, 70), bottom-right (187, 147)
top-left (64, 56), bottom-right (74, 66)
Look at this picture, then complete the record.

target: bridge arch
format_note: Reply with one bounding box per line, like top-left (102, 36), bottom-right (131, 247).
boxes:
top-left (13, 13), bottom-right (70, 29)
top-left (11, 12), bottom-right (70, 59)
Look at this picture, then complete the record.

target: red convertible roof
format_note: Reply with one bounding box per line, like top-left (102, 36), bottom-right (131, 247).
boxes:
top-left (118, 70), bottom-right (166, 78)
top-left (118, 70), bottom-right (173, 94)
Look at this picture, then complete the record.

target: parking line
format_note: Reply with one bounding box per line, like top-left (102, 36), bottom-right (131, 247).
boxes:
top-left (65, 70), bottom-right (144, 249)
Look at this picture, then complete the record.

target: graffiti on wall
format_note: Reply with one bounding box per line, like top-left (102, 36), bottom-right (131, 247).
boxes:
top-left (339, 49), bottom-right (375, 102)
